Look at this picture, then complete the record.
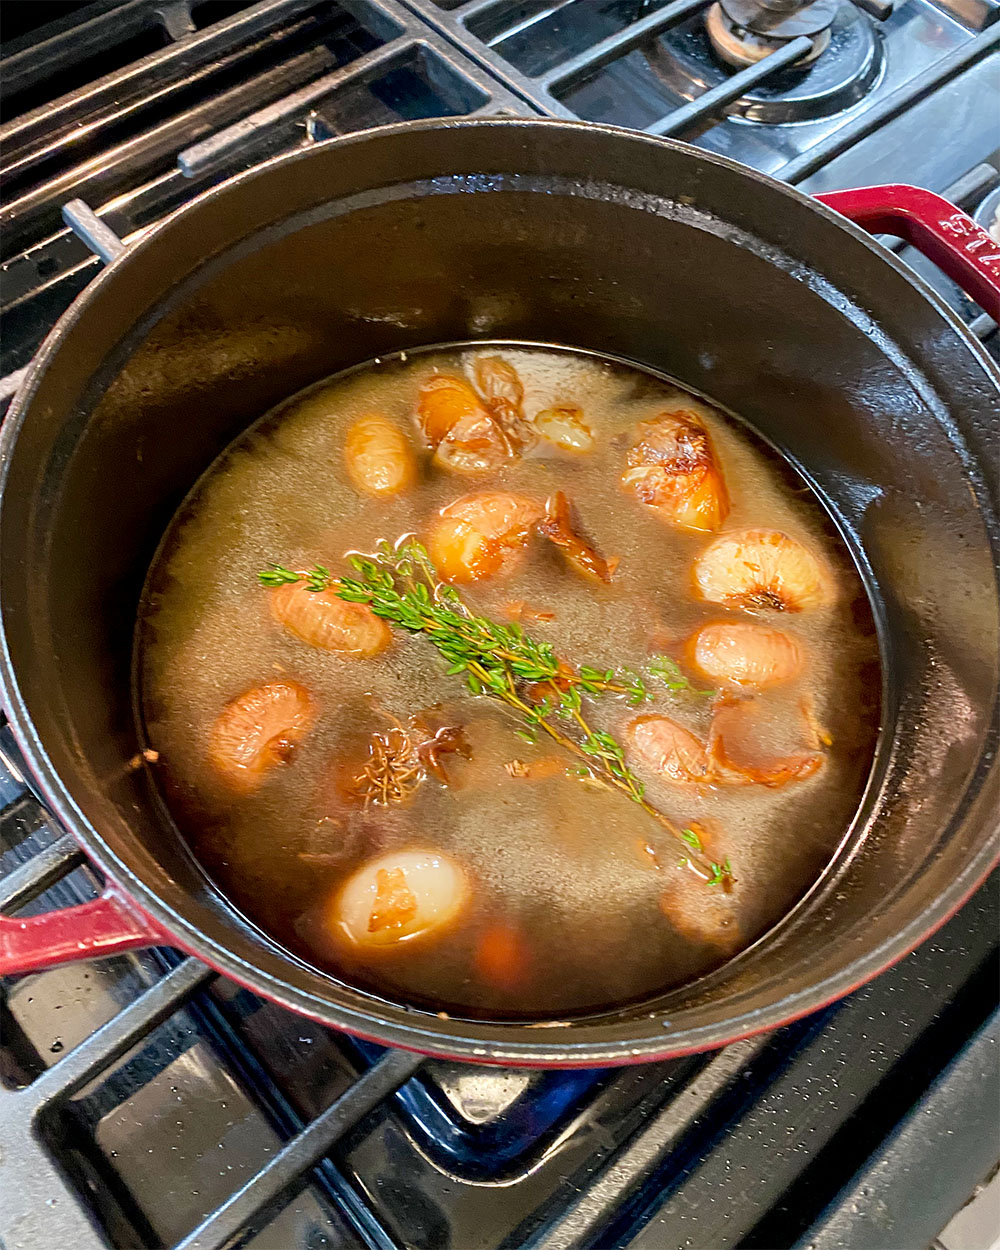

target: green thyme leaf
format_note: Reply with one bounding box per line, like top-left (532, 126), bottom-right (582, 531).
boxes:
top-left (258, 564), bottom-right (303, 587)
top-left (680, 827), bottom-right (703, 851)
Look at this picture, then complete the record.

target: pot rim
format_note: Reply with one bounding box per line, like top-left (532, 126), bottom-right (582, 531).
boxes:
top-left (1, 117), bottom-right (998, 1065)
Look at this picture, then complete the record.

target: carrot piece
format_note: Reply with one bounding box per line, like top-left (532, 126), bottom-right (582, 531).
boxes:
top-left (475, 923), bottom-right (530, 991)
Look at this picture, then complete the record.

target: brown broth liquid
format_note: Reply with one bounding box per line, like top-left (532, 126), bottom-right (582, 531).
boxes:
top-left (137, 344), bottom-right (880, 1020)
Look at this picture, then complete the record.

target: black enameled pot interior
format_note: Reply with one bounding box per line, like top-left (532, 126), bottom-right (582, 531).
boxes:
top-left (1, 121), bottom-right (997, 1064)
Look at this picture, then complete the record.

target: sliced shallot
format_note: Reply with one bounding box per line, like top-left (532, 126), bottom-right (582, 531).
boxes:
top-left (537, 490), bottom-right (617, 583)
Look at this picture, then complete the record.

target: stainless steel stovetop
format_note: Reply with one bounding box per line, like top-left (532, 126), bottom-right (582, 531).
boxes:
top-left (1, 3), bottom-right (997, 1249)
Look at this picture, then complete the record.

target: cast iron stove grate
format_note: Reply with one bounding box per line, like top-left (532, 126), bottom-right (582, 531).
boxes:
top-left (2, 713), bottom-right (997, 1249)
top-left (1, 3), bottom-right (998, 1249)
top-left (0, 0), bottom-right (535, 382)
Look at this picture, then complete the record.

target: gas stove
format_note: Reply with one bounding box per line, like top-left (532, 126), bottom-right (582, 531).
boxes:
top-left (1, 4), bottom-right (997, 1249)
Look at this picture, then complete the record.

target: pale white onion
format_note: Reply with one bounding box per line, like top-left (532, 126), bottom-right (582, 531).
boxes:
top-left (331, 849), bottom-right (470, 948)
top-left (694, 529), bottom-right (831, 612)
top-left (691, 621), bottom-right (803, 687)
top-left (270, 581), bottom-right (391, 656)
top-left (534, 405), bottom-right (594, 453)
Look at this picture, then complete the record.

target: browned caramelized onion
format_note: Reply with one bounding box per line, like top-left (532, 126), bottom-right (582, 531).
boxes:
top-left (418, 374), bottom-right (512, 473)
top-left (621, 409), bottom-right (729, 532)
top-left (474, 355), bottom-right (535, 453)
top-left (427, 490), bottom-right (543, 582)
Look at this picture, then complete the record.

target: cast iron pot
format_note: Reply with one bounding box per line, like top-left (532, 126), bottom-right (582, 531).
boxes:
top-left (1, 120), bottom-right (998, 1066)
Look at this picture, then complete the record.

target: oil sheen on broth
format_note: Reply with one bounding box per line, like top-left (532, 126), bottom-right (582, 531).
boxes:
top-left (138, 345), bottom-right (879, 1020)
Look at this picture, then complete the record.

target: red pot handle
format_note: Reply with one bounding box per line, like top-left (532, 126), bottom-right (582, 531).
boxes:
top-left (815, 185), bottom-right (1000, 321)
top-left (0, 885), bottom-right (168, 976)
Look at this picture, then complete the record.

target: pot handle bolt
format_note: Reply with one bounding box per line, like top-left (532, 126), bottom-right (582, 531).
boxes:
top-left (816, 184), bottom-right (1000, 321)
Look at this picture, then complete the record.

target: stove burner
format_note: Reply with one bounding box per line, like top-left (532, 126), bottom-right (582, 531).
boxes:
top-left (651, 3), bottom-right (883, 125)
top-left (706, 0), bottom-right (835, 66)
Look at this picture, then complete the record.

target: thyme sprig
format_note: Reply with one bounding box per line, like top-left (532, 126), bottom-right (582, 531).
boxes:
top-left (259, 561), bottom-right (707, 708)
top-left (257, 542), bottom-right (732, 889)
